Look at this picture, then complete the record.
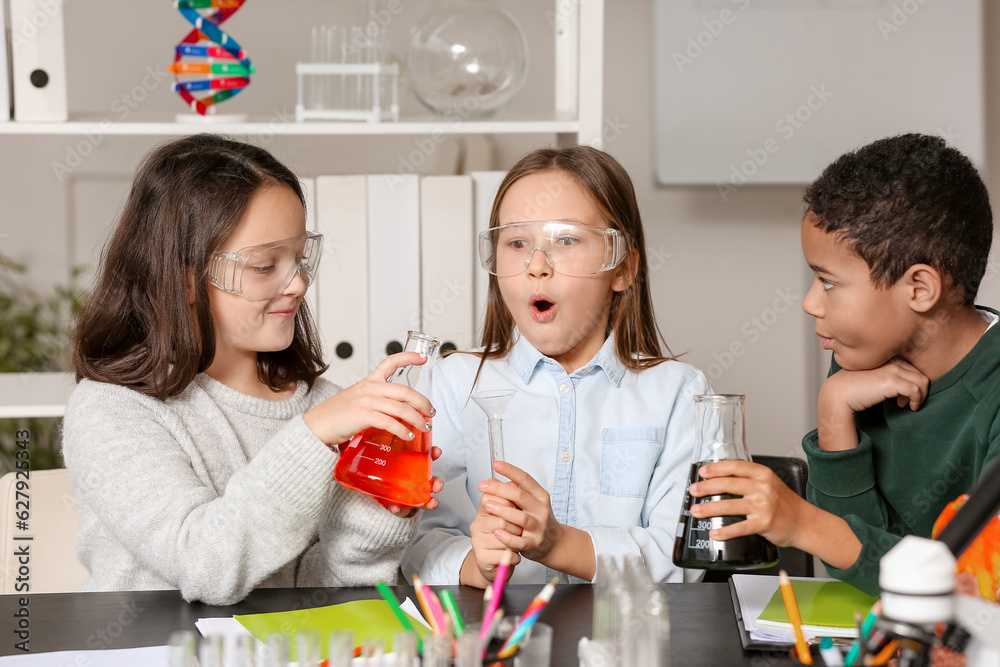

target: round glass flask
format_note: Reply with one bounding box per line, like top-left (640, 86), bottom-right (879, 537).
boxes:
top-left (334, 331), bottom-right (440, 507)
top-left (405, 0), bottom-right (529, 117)
top-left (672, 394), bottom-right (779, 570)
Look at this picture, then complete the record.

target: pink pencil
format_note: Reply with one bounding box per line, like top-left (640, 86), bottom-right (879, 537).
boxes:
top-left (479, 549), bottom-right (513, 646)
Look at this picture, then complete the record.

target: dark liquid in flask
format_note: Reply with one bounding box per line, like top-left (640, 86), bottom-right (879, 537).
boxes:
top-left (672, 461), bottom-right (779, 570)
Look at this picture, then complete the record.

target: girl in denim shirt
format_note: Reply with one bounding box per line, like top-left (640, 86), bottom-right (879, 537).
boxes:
top-left (403, 146), bottom-right (710, 587)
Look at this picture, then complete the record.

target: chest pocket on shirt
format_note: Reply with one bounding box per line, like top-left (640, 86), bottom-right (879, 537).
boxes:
top-left (600, 427), bottom-right (666, 498)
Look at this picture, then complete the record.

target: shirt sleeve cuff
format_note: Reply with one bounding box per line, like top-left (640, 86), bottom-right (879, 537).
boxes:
top-left (802, 428), bottom-right (877, 498)
top-left (412, 535), bottom-right (472, 585)
top-left (820, 515), bottom-right (894, 597)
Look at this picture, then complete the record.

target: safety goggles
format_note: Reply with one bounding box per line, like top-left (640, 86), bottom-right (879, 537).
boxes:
top-left (208, 232), bottom-right (323, 301)
top-left (478, 221), bottom-right (628, 278)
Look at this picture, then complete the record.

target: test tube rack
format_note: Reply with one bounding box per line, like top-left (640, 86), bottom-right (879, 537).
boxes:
top-left (294, 61), bottom-right (399, 123)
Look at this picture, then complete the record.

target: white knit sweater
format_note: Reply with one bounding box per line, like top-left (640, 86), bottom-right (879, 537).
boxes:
top-left (62, 374), bottom-right (420, 605)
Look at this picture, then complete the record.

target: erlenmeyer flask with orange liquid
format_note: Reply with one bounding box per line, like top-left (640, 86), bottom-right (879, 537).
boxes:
top-left (334, 331), bottom-right (441, 507)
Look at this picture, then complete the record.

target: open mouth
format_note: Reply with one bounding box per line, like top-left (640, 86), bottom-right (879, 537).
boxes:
top-left (530, 295), bottom-right (557, 322)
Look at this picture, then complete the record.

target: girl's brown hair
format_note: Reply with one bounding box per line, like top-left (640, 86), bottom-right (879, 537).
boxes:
top-left (73, 134), bottom-right (326, 399)
top-left (477, 145), bottom-right (674, 372)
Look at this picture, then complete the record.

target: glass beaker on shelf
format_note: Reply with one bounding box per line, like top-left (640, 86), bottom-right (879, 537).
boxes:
top-left (672, 394), bottom-right (779, 570)
top-left (334, 331), bottom-right (440, 507)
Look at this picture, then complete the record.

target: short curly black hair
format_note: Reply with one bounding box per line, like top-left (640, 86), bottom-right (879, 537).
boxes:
top-left (804, 133), bottom-right (992, 306)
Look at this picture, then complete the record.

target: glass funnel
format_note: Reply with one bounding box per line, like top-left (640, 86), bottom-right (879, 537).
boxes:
top-left (334, 331), bottom-right (440, 507)
top-left (672, 394), bottom-right (778, 570)
top-left (471, 389), bottom-right (515, 480)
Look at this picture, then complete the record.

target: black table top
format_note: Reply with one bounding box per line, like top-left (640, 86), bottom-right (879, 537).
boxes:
top-left (0, 583), bottom-right (797, 666)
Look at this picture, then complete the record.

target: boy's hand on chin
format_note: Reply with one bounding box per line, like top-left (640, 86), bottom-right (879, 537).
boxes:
top-left (822, 357), bottom-right (930, 414)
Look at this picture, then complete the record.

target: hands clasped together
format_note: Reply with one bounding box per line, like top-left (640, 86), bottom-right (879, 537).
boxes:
top-left (466, 461), bottom-right (564, 585)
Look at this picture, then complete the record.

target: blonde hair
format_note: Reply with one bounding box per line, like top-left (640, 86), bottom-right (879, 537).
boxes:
top-left (474, 146), bottom-right (674, 377)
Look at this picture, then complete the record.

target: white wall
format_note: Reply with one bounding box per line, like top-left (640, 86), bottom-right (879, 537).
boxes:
top-left (1, 1), bottom-right (998, 459)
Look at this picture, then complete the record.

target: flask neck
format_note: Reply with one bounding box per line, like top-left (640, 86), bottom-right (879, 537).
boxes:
top-left (694, 394), bottom-right (749, 462)
top-left (388, 330), bottom-right (441, 388)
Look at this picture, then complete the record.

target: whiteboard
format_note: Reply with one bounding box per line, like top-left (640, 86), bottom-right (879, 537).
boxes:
top-left (653, 0), bottom-right (984, 190)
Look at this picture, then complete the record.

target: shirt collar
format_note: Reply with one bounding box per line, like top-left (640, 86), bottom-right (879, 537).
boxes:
top-left (508, 330), bottom-right (626, 386)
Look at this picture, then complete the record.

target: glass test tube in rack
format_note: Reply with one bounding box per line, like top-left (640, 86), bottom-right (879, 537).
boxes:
top-left (295, 25), bottom-right (399, 123)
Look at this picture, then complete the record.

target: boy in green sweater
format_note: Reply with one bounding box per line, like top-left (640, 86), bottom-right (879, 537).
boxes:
top-left (690, 133), bottom-right (1000, 594)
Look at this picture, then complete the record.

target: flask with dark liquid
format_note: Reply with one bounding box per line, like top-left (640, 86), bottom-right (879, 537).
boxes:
top-left (672, 394), bottom-right (778, 570)
top-left (334, 331), bottom-right (440, 507)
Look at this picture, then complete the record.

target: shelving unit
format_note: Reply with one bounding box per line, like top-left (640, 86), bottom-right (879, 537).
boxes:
top-left (0, 112), bottom-right (580, 137)
top-left (0, 1), bottom-right (605, 413)
top-left (0, 1), bottom-right (604, 147)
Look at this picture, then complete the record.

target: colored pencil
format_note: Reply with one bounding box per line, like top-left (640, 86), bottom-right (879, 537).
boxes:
top-left (480, 550), bottom-right (513, 645)
top-left (496, 577), bottom-right (558, 659)
top-left (779, 570), bottom-right (813, 664)
top-left (482, 578), bottom-right (493, 617)
top-left (479, 608), bottom-right (505, 661)
top-left (818, 637), bottom-right (844, 667)
top-left (374, 581), bottom-right (423, 653)
top-left (412, 575), bottom-right (441, 635)
top-left (423, 581), bottom-right (449, 637)
top-left (440, 589), bottom-right (466, 636)
top-left (845, 601), bottom-right (880, 667)
top-left (864, 640), bottom-right (898, 667)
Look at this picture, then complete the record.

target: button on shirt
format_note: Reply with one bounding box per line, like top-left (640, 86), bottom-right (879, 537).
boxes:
top-left (402, 333), bottom-right (712, 586)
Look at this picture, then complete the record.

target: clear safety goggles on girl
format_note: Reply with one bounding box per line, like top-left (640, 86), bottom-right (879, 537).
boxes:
top-left (208, 232), bottom-right (323, 301)
top-left (478, 221), bottom-right (628, 278)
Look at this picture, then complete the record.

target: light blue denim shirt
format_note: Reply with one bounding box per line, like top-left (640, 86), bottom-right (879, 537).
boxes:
top-left (403, 332), bottom-right (711, 585)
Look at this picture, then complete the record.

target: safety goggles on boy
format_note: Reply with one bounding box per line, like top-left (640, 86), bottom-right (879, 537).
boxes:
top-left (208, 232), bottom-right (323, 301)
top-left (479, 221), bottom-right (628, 278)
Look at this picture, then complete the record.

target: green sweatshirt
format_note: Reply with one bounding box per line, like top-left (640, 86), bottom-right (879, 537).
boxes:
top-left (802, 307), bottom-right (1000, 595)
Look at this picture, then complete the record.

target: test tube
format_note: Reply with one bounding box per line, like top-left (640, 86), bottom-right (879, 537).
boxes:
top-left (197, 634), bottom-right (224, 667)
top-left (352, 27), bottom-right (364, 112)
top-left (259, 632), bottom-right (289, 667)
top-left (421, 634), bottom-right (451, 667)
top-left (227, 634), bottom-right (256, 667)
top-left (361, 637), bottom-right (386, 667)
top-left (340, 26), bottom-right (353, 109)
top-left (167, 630), bottom-right (196, 667)
top-left (327, 629), bottom-right (355, 667)
top-left (324, 26), bottom-right (336, 112)
top-left (391, 632), bottom-right (417, 667)
top-left (296, 629), bottom-right (322, 667)
top-left (309, 26), bottom-right (321, 111)
top-left (455, 632), bottom-right (479, 667)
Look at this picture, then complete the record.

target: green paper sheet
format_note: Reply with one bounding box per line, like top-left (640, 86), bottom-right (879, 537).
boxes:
top-left (757, 580), bottom-right (878, 629)
top-left (234, 599), bottom-right (430, 660)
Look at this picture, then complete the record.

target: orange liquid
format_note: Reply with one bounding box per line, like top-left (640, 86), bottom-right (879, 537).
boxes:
top-left (334, 425), bottom-right (432, 507)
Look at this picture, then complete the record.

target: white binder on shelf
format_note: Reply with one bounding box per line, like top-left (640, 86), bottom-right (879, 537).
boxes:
top-left (367, 173), bottom-right (420, 372)
top-left (8, 0), bottom-right (67, 121)
top-left (470, 171), bottom-right (505, 342)
top-left (315, 175), bottom-right (369, 388)
top-left (420, 175), bottom-right (474, 353)
top-left (1, 0), bottom-right (11, 121)
top-left (299, 177), bottom-right (318, 318)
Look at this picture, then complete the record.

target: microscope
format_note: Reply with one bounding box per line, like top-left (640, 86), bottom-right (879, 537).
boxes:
top-left (861, 455), bottom-right (1000, 666)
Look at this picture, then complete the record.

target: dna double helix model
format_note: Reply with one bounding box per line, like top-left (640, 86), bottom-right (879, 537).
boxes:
top-left (169, 0), bottom-right (254, 116)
